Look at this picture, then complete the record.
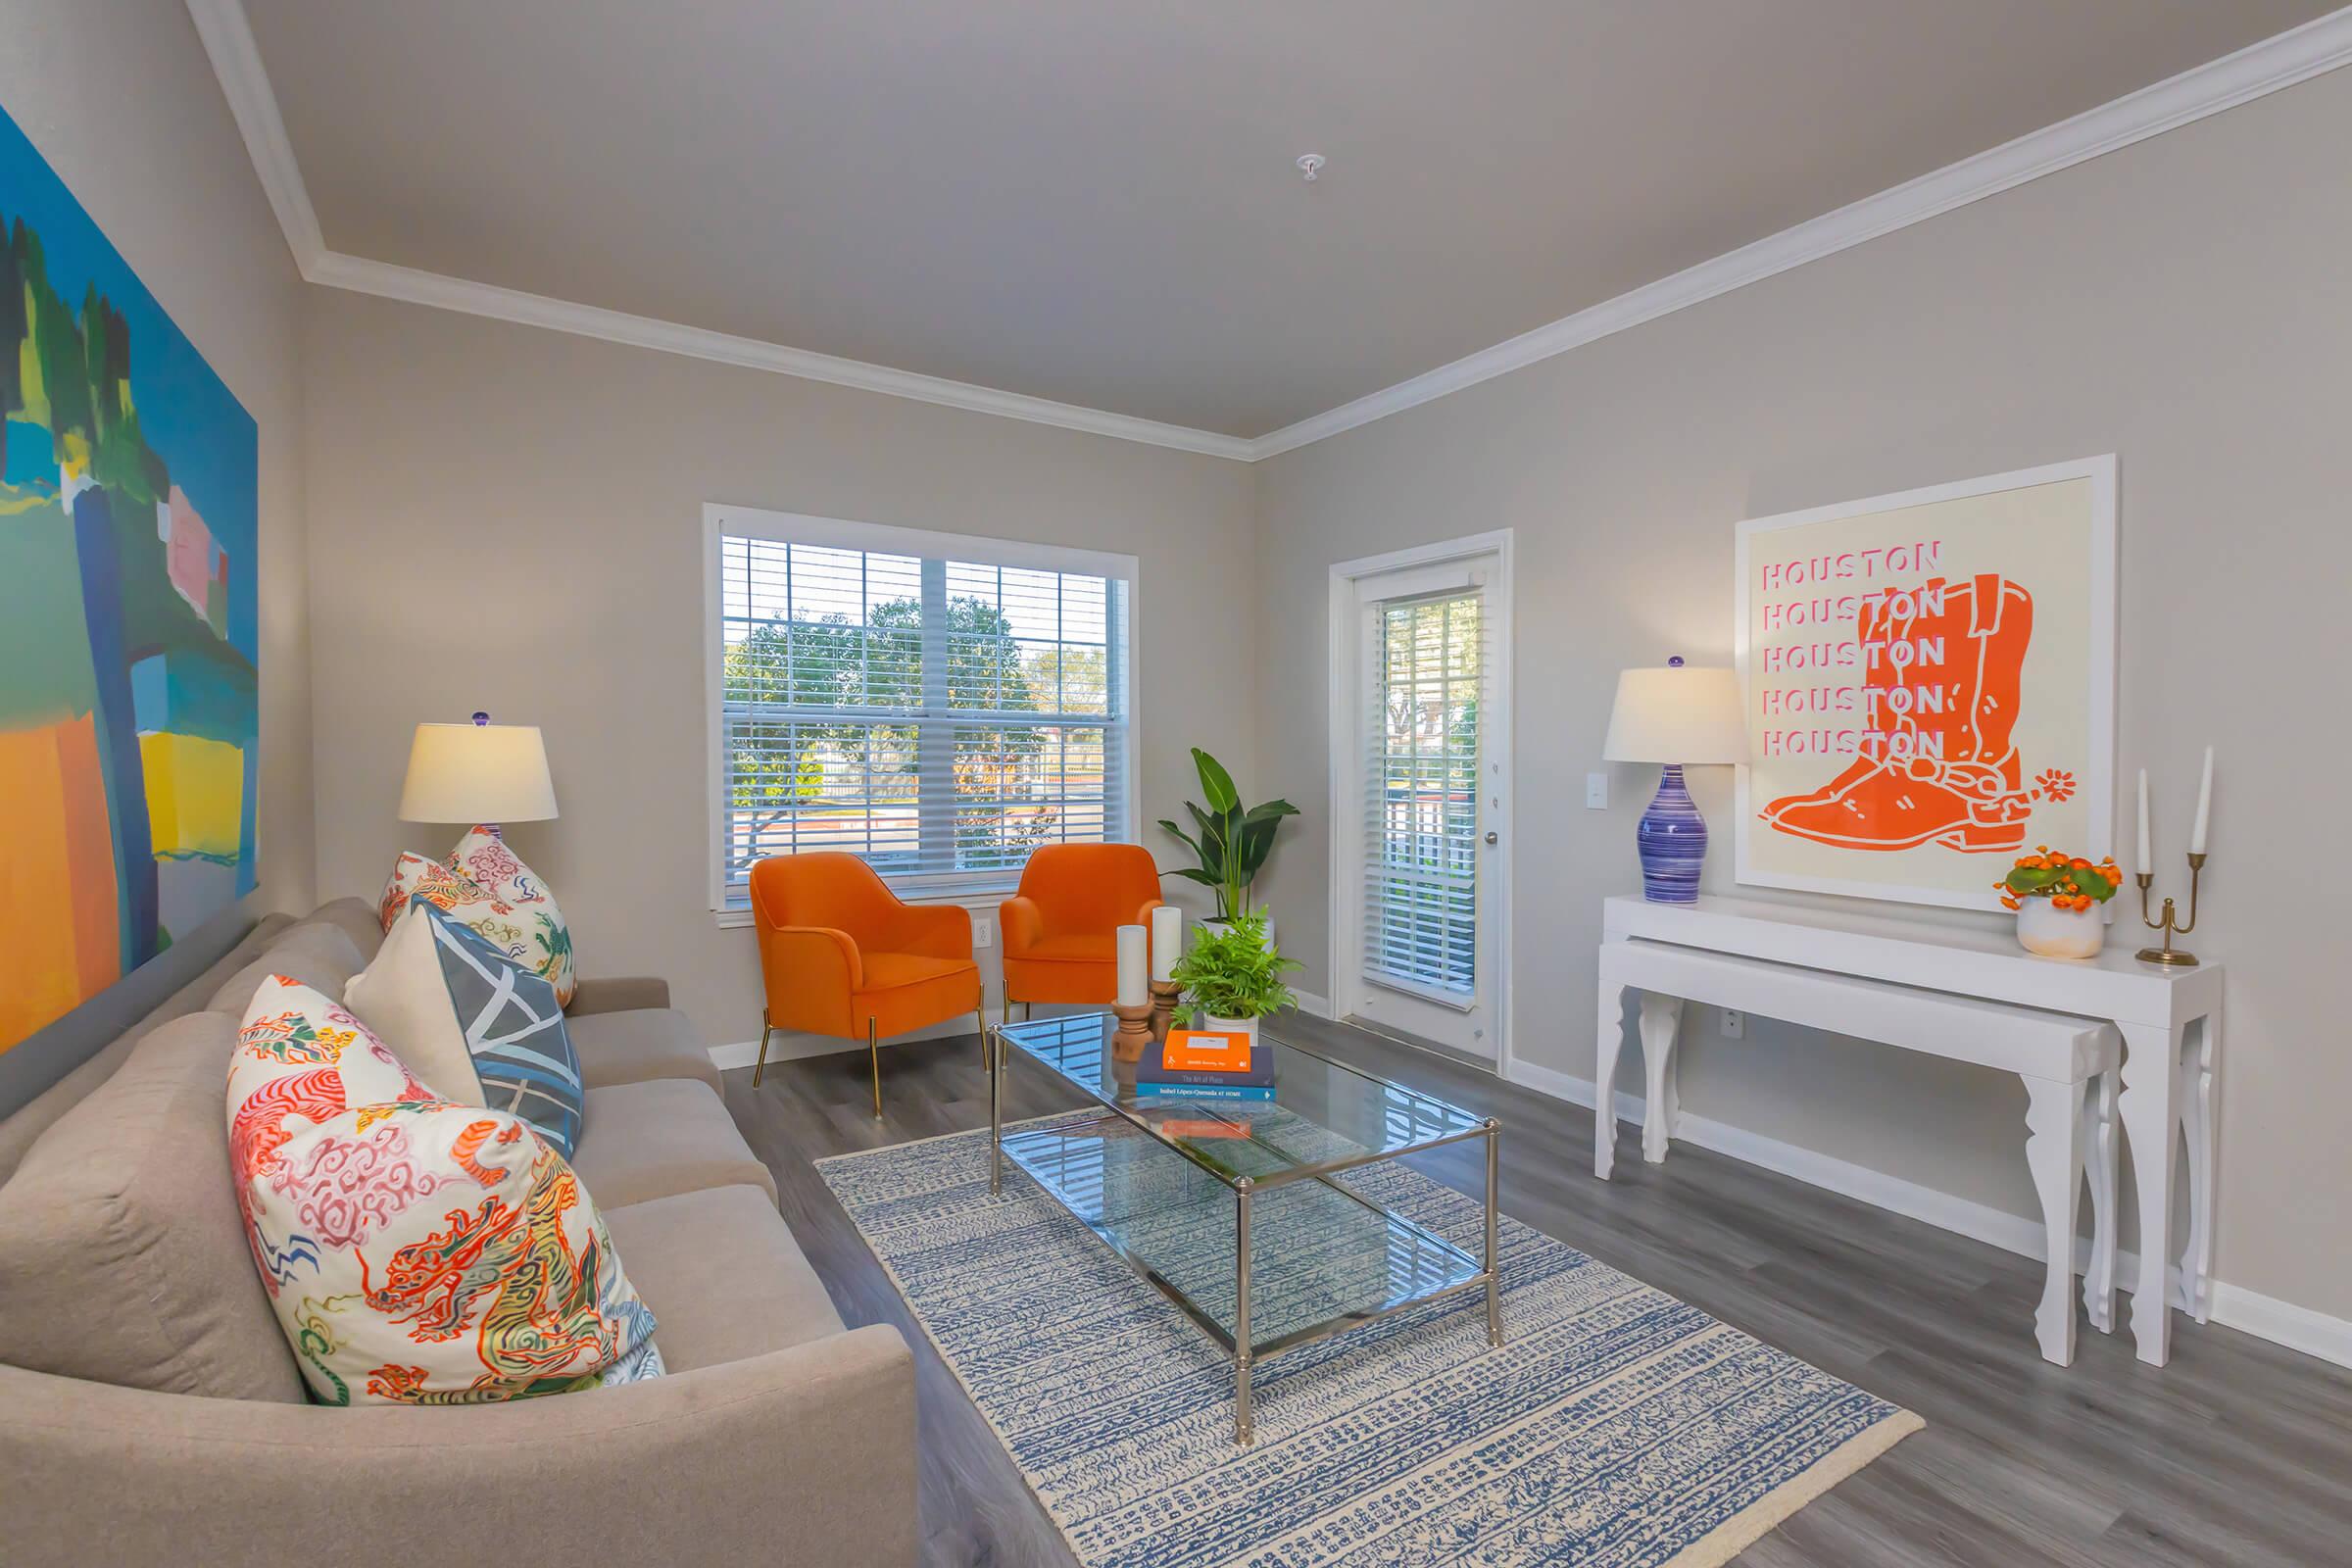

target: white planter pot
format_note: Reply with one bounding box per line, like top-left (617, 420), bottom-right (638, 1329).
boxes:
top-left (1201, 1013), bottom-right (1261, 1048)
top-left (2015, 898), bottom-right (2108, 960)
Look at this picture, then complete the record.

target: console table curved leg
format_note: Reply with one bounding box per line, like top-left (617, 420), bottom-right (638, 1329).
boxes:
top-left (2176, 1006), bottom-right (2220, 1322)
top-left (2023, 1074), bottom-right (2088, 1365)
top-left (1638, 994), bottom-right (1684, 1164)
top-left (2118, 1020), bottom-right (2184, 1366)
top-left (1593, 979), bottom-right (1627, 1179)
top-left (2081, 1066), bottom-right (2120, 1335)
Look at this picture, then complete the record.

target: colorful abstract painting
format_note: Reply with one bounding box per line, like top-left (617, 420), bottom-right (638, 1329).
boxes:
top-left (0, 102), bottom-right (259, 1052)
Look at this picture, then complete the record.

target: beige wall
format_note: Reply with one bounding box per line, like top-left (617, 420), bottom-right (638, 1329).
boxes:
top-left (302, 291), bottom-right (1258, 1054)
top-left (3, 0), bottom-right (314, 914)
top-left (1251, 71), bottom-right (2352, 1322)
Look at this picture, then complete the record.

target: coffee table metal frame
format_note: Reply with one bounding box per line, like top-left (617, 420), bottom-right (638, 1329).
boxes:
top-left (985, 1014), bottom-right (1502, 1446)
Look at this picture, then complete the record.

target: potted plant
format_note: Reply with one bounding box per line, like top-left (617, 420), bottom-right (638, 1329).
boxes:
top-left (1169, 909), bottom-right (1301, 1047)
top-left (1159, 748), bottom-right (1298, 932)
top-left (1997, 846), bottom-right (2123, 959)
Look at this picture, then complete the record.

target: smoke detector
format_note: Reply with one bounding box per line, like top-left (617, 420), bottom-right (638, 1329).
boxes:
top-left (1296, 153), bottom-right (1325, 182)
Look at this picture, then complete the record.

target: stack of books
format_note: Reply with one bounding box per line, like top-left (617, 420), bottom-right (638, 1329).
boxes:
top-left (1136, 1026), bottom-right (1275, 1102)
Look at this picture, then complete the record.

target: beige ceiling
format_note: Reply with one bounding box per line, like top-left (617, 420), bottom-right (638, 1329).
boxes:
top-left (245, 0), bottom-right (2333, 438)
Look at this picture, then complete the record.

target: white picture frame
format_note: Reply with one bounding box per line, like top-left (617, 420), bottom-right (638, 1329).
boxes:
top-left (1732, 457), bottom-right (2117, 912)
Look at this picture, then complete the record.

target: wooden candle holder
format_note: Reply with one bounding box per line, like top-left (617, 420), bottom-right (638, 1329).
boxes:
top-left (1149, 981), bottom-right (1180, 1042)
top-left (1111, 1003), bottom-right (1155, 1062)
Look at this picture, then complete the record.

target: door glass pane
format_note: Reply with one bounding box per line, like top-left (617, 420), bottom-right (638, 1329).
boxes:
top-left (1365, 592), bottom-right (1481, 998)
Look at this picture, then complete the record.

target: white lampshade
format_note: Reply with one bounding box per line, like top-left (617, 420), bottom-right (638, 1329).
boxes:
top-left (398, 720), bottom-right (559, 823)
top-left (1601, 664), bottom-right (1748, 765)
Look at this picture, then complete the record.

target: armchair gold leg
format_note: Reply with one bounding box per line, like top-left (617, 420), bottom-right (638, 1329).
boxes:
top-left (752, 1008), bottom-right (774, 1089)
top-left (868, 1016), bottom-right (882, 1119)
top-left (975, 1008), bottom-right (988, 1067)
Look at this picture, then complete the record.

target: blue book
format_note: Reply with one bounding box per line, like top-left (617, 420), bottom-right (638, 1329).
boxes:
top-left (1135, 1082), bottom-right (1276, 1102)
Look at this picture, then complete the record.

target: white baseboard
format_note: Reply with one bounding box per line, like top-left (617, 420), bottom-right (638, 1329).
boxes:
top-left (1503, 1059), bottom-right (2352, 1371)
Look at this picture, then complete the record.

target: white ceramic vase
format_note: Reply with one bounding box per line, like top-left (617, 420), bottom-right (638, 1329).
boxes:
top-left (1202, 1012), bottom-right (1261, 1048)
top-left (2014, 897), bottom-right (2108, 960)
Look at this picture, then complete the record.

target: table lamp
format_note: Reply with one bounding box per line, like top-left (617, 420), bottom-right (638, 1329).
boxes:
top-left (1601, 659), bottom-right (1747, 904)
top-left (398, 711), bottom-right (559, 835)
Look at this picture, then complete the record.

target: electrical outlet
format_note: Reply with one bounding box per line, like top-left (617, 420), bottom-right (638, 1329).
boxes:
top-left (1585, 772), bottom-right (1609, 809)
top-left (1721, 1008), bottom-right (1744, 1039)
top-left (972, 916), bottom-right (994, 950)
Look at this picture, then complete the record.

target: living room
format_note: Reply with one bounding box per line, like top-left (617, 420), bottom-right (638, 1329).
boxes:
top-left (4, 3), bottom-right (2350, 1564)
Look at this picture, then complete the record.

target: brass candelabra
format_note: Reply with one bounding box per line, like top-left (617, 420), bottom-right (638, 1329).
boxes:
top-left (2135, 852), bottom-right (2205, 967)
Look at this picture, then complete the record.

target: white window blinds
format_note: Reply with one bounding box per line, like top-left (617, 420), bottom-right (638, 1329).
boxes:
top-left (1362, 588), bottom-right (1485, 1002)
top-left (711, 515), bottom-right (1132, 906)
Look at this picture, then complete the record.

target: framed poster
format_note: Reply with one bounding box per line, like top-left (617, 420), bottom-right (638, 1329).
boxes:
top-left (1733, 457), bottom-right (2115, 911)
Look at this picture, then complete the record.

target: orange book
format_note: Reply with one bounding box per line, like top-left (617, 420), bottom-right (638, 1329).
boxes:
top-left (1161, 1028), bottom-right (1254, 1073)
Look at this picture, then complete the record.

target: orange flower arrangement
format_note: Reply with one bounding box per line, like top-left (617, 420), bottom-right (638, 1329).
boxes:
top-left (1996, 846), bottom-right (2122, 912)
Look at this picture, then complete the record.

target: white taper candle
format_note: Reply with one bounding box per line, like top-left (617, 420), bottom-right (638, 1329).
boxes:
top-left (1115, 924), bottom-right (1148, 1007)
top-left (2189, 747), bottom-right (2214, 855)
top-left (1150, 904), bottom-right (1182, 983)
top-left (2136, 768), bottom-right (2152, 870)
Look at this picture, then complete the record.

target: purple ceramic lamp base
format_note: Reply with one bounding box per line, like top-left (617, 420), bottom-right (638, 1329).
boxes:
top-left (1638, 762), bottom-right (1708, 905)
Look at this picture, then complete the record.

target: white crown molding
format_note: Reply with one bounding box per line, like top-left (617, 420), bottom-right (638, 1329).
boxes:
top-left (303, 251), bottom-right (1258, 460)
top-left (185, 0), bottom-right (1253, 462)
top-left (186, 0), bottom-right (323, 270)
top-left (1246, 5), bottom-right (2352, 460)
top-left (194, 0), bottom-right (2352, 464)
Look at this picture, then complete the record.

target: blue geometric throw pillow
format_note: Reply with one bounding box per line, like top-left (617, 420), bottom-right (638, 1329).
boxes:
top-left (417, 902), bottom-right (585, 1159)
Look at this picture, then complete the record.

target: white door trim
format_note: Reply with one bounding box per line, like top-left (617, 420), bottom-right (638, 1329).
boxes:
top-left (1327, 529), bottom-right (1515, 1074)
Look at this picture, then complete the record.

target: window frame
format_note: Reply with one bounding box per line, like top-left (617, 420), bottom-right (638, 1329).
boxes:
top-left (703, 503), bottom-right (1141, 922)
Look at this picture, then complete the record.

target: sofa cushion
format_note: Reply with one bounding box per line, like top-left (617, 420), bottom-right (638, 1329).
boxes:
top-left (568, 1080), bottom-right (777, 1209)
top-left (0, 1012), bottom-right (306, 1403)
top-left (602, 1185), bottom-right (845, 1372)
top-left (205, 921), bottom-right (368, 1019)
top-left (240, 1095), bottom-right (664, 1405)
top-left (285, 896), bottom-right (387, 964)
top-left (567, 1007), bottom-right (720, 1094)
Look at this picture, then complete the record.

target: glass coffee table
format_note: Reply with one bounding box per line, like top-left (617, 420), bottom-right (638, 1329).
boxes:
top-left (986, 1012), bottom-right (1502, 1445)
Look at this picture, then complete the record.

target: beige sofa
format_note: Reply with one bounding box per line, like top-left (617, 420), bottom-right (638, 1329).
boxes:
top-left (0, 900), bottom-right (916, 1568)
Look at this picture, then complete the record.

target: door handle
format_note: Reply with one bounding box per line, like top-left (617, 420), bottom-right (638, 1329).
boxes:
top-left (1484, 831), bottom-right (1499, 846)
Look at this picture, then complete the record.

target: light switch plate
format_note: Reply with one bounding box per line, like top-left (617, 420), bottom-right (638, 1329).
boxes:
top-left (1585, 772), bottom-right (1609, 809)
top-left (1721, 1008), bottom-right (1744, 1039)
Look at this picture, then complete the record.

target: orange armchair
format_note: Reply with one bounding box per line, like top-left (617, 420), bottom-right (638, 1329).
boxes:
top-left (749, 853), bottom-right (982, 1116)
top-left (999, 844), bottom-right (1166, 1017)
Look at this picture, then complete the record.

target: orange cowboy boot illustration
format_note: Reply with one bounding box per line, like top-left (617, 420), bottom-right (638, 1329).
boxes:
top-left (1762, 572), bottom-right (2036, 854)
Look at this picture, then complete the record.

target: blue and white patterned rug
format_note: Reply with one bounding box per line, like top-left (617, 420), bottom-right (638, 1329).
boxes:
top-left (817, 1114), bottom-right (1919, 1568)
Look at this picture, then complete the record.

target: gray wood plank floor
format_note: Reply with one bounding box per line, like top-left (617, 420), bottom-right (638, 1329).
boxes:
top-left (723, 1013), bottom-right (2352, 1567)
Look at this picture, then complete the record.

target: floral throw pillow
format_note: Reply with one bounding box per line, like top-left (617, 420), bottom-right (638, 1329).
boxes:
top-left (376, 845), bottom-right (575, 1008)
top-left (227, 977), bottom-right (446, 1298)
top-left (448, 826), bottom-right (576, 1007)
top-left (229, 979), bottom-right (660, 1405)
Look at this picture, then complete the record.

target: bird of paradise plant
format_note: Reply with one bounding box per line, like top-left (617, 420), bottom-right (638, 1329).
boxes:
top-left (1158, 748), bottom-right (1298, 921)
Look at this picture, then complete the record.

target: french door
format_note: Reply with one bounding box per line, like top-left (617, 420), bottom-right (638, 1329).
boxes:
top-left (1332, 538), bottom-right (1510, 1063)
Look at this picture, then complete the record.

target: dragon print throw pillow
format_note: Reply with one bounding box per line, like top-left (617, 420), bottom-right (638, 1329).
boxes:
top-left (229, 977), bottom-right (661, 1404)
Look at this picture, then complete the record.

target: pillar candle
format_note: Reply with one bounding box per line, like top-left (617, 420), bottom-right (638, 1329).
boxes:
top-left (1150, 904), bottom-right (1182, 983)
top-left (2136, 768), bottom-right (2152, 870)
top-left (1115, 924), bottom-right (1148, 1006)
top-left (2189, 747), bottom-right (2214, 855)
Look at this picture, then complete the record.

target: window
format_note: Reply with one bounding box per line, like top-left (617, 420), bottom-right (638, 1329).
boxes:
top-left (706, 506), bottom-right (1135, 911)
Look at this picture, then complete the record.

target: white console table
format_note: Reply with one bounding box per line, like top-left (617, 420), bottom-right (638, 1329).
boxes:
top-left (1594, 893), bottom-right (2224, 1367)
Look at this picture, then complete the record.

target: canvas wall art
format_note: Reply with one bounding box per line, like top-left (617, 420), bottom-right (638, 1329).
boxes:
top-left (1733, 457), bottom-right (2115, 911)
top-left (0, 102), bottom-right (260, 1052)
